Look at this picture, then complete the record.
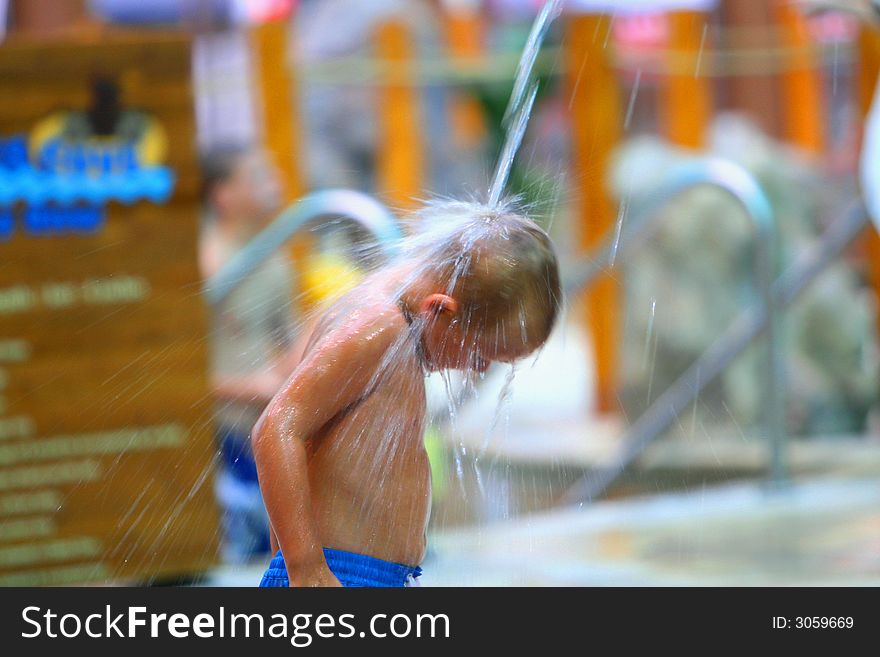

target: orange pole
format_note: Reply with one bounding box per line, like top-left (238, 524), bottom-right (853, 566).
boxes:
top-left (444, 8), bottom-right (487, 148)
top-left (250, 19), bottom-right (305, 202)
top-left (775, 0), bottom-right (826, 154)
top-left (566, 14), bottom-right (623, 414)
top-left (660, 10), bottom-right (712, 149)
top-left (721, 0), bottom-right (781, 138)
top-left (857, 26), bottom-right (880, 311)
top-left (375, 21), bottom-right (423, 210)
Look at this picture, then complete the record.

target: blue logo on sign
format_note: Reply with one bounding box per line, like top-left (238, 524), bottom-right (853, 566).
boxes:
top-left (0, 83), bottom-right (176, 239)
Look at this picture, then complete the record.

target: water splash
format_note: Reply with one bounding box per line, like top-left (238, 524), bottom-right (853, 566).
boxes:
top-left (501, 0), bottom-right (564, 128)
top-left (643, 296), bottom-right (657, 369)
top-left (644, 297), bottom-right (660, 405)
top-left (488, 0), bottom-right (564, 208)
top-left (623, 68), bottom-right (642, 131)
top-left (440, 368), bottom-right (468, 495)
top-left (695, 23), bottom-right (708, 78)
top-left (483, 364), bottom-right (518, 455)
top-left (610, 198), bottom-right (629, 266)
top-left (489, 81), bottom-right (540, 209)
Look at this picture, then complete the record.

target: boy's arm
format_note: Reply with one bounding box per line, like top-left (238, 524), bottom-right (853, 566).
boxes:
top-left (251, 311), bottom-right (401, 586)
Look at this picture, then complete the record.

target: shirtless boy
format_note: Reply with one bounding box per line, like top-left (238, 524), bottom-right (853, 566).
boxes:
top-left (254, 201), bottom-right (561, 587)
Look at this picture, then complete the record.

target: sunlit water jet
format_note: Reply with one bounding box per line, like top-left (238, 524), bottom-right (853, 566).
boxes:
top-left (443, 0), bottom-right (564, 485)
top-left (385, 0), bottom-right (565, 516)
top-left (484, 364), bottom-right (518, 455)
top-left (488, 0), bottom-right (564, 208)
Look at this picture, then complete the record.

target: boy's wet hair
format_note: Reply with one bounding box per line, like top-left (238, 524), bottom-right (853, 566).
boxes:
top-left (404, 200), bottom-right (561, 349)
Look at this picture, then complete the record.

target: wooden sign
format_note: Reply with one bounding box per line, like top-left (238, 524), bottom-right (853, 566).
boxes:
top-left (0, 32), bottom-right (219, 584)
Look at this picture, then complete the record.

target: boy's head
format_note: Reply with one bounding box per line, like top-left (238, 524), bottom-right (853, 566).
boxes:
top-left (402, 201), bottom-right (561, 372)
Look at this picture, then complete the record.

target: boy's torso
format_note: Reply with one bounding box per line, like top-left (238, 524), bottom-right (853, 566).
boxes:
top-left (299, 290), bottom-right (432, 567)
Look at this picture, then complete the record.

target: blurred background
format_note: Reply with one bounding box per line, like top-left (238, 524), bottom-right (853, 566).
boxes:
top-left (0, 0), bottom-right (879, 586)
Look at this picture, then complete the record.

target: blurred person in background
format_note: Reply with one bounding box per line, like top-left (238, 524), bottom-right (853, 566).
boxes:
top-left (200, 144), bottom-right (302, 564)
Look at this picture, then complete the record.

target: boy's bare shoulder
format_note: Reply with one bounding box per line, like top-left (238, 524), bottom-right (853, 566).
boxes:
top-left (306, 295), bottom-right (407, 362)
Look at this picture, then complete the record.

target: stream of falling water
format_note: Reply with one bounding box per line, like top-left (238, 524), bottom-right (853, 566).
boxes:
top-left (487, 0), bottom-right (564, 209)
top-left (436, 0), bottom-right (564, 520)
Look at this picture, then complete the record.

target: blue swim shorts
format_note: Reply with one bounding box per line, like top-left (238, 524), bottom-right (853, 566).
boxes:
top-left (259, 548), bottom-right (423, 588)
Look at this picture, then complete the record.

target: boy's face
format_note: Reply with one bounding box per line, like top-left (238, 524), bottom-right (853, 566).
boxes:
top-left (419, 303), bottom-right (542, 373)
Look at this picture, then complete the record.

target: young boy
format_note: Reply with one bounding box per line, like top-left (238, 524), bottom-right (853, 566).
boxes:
top-left (254, 201), bottom-right (561, 587)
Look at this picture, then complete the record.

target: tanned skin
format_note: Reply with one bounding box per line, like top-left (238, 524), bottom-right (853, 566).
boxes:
top-left (252, 263), bottom-right (542, 586)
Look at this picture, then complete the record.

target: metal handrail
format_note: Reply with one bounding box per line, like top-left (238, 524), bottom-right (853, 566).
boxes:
top-left (561, 203), bottom-right (869, 505)
top-left (561, 157), bottom-right (786, 499)
top-left (204, 188), bottom-right (403, 307)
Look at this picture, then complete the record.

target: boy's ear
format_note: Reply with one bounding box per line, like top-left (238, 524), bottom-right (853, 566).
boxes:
top-left (420, 293), bottom-right (459, 316)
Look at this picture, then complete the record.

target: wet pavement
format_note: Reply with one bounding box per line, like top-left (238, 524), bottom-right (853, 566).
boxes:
top-left (421, 476), bottom-right (880, 586)
top-left (206, 475), bottom-right (880, 586)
